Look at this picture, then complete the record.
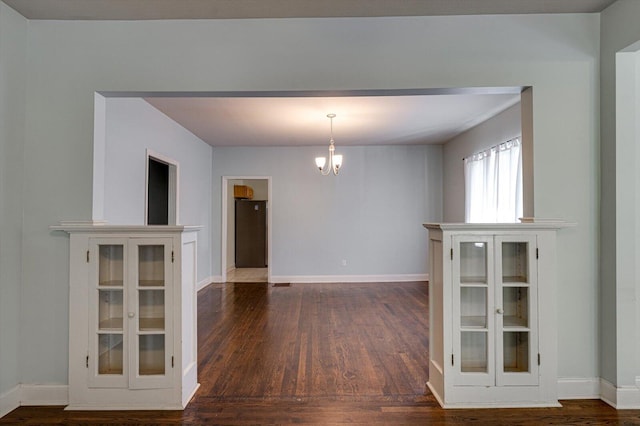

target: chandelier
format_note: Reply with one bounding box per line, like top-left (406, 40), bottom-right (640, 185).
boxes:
top-left (315, 113), bottom-right (343, 175)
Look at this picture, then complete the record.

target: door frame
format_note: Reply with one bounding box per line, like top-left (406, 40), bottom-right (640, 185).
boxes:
top-left (221, 176), bottom-right (272, 283)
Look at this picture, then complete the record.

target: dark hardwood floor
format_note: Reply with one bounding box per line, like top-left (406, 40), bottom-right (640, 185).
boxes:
top-left (2, 282), bottom-right (640, 425)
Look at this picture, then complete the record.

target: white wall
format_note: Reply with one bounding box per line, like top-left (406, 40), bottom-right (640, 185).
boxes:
top-left (15, 14), bottom-right (599, 388)
top-left (600, 0), bottom-right (640, 391)
top-left (244, 179), bottom-right (268, 200)
top-left (213, 145), bottom-right (441, 279)
top-left (442, 103), bottom-right (522, 222)
top-left (0, 2), bottom-right (26, 403)
top-left (100, 98), bottom-right (213, 283)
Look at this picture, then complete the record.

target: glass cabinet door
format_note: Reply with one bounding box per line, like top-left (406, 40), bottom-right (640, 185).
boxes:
top-left (89, 240), bottom-right (128, 388)
top-left (452, 236), bottom-right (495, 386)
top-left (495, 235), bottom-right (538, 386)
top-left (130, 239), bottom-right (173, 389)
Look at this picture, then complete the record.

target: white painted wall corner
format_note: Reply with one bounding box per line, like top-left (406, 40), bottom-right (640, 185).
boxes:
top-left (0, 385), bottom-right (20, 418)
top-left (197, 276), bottom-right (218, 291)
top-left (0, 384), bottom-right (69, 418)
top-left (599, 378), bottom-right (640, 409)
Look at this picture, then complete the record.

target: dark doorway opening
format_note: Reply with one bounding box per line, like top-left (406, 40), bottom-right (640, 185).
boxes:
top-left (147, 157), bottom-right (169, 225)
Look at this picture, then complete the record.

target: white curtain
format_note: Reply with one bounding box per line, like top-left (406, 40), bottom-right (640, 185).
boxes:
top-left (464, 138), bottom-right (523, 223)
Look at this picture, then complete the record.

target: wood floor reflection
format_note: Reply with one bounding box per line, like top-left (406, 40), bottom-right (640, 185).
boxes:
top-left (3, 282), bottom-right (640, 424)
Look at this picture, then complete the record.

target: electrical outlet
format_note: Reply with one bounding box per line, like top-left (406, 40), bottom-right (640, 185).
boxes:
top-left (341, 259), bottom-right (347, 267)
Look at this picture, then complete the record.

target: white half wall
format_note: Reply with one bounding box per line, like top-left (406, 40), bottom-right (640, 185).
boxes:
top-left (442, 103), bottom-right (522, 222)
top-left (100, 98), bottom-right (213, 283)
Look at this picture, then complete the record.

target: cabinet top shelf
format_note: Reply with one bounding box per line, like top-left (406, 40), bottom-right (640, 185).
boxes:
top-left (51, 222), bottom-right (202, 233)
top-left (423, 221), bottom-right (574, 231)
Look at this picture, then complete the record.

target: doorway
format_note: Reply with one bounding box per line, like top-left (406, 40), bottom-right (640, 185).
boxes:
top-left (145, 149), bottom-right (179, 225)
top-left (221, 176), bottom-right (272, 283)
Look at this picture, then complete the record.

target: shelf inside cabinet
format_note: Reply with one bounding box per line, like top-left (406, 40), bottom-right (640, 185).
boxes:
top-left (460, 331), bottom-right (488, 373)
top-left (139, 367), bottom-right (166, 375)
top-left (138, 245), bottom-right (165, 288)
top-left (503, 315), bottom-right (528, 329)
top-left (461, 316), bottom-right (487, 329)
top-left (139, 335), bottom-right (165, 376)
top-left (138, 280), bottom-right (165, 287)
top-left (503, 331), bottom-right (530, 373)
top-left (98, 318), bottom-right (124, 331)
top-left (460, 277), bottom-right (488, 285)
top-left (459, 242), bottom-right (488, 285)
top-left (98, 334), bottom-right (124, 375)
top-left (502, 275), bottom-right (528, 284)
top-left (139, 317), bottom-right (165, 331)
top-left (501, 242), bottom-right (529, 283)
top-left (99, 280), bottom-right (123, 287)
top-left (461, 366), bottom-right (488, 373)
top-left (98, 289), bottom-right (123, 332)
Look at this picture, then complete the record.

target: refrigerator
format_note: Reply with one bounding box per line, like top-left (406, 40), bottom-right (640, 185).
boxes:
top-left (235, 199), bottom-right (267, 268)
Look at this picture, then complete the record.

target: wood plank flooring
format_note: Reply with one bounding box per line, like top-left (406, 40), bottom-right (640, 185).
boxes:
top-left (226, 268), bottom-right (268, 283)
top-left (2, 281), bottom-right (640, 425)
top-left (197, 282), bottom-right (428, 399)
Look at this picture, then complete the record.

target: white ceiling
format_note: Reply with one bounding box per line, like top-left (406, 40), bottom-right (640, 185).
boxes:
top-left (1, 0), bottom-right (617, 20)
top-left (145, 92), bottom-right (521, 147)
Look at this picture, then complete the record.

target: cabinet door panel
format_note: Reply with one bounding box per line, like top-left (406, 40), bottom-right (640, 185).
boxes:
top-left (495, 235), bottom-right (538, 386)
top-left (88, 239), bottom-right (128, 388)
top-left (452, 236), bottom-right (495, 386)
top-left (129, 238), bottom-right (173, 389)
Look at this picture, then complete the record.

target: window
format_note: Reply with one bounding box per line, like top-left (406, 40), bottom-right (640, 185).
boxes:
top-left (464, 138), bottom-right (523, 223)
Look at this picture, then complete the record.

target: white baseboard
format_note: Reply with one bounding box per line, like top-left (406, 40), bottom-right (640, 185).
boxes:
top-left (0, 385), bottom-right (20, 418)
top-left (600, 378), bottom-right (640, 409)
top-left (557, 377), bottom-right (600, 399)
top-left (20, 384), bottom-right (68, 406)
top-left (270, 274), bottom-right (429, 284)
top-left (1, 384), bottom-right (69, 418)
top-left (197, 276), bottom-right (217, 291)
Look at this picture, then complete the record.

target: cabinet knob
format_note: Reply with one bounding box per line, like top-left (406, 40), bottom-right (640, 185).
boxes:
top-left (128, 312), bottom-right (135, 318)
top-left (496, 308), bottom-right (504, 314)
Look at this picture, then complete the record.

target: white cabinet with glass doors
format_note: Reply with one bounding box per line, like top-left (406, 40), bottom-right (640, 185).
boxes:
top-left (424, 222), bottom-right (568, 408)
top-left (52, 224), bottom-right (200, 410)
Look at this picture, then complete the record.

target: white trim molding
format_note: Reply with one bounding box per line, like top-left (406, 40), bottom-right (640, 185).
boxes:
top-left (1, 384), bottom-right (69, 418)
top-left (600, 378), bottom-right (640, 409)
top-left (0, 385), bottom-right (20, 418)
top-left (269, 274), bottom-right (429, 284)
top-left (197, 276), bottom-right (217, 291)
top-left (19, 384), bottom-right (68, 406)
top-left (557, 377), bottom-right (600, 400)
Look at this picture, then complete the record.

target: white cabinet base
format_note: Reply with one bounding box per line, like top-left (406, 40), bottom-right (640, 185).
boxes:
top-left (52, 224), bottom-right (201, 411)
top-left (424, 222), bottom-right (570, 409)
